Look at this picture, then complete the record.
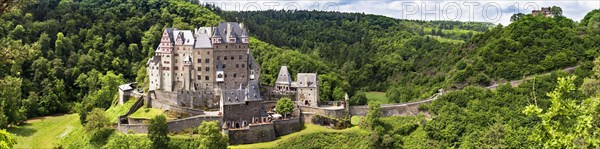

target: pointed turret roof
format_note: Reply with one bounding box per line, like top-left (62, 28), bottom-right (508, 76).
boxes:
top-left (276, 66), bottom-right (292, 85)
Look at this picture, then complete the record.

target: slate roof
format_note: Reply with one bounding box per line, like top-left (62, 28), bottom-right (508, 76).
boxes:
top-left (174, 30), bottom-right (194, 46)
top-left (118, 83), bottom-right (135, 91)
top-left (166, 28), bottom-right (175, 42)
top-left (276, 66), bottom-right (291, 85)
top-left (194, 27), bottom-right (213, 48)
top-left (221, 81), bottom-right (261, 105)
top-left (292, 73), bottom-right (318, 88)
top-left (214, 22), bottom-right (247, 44)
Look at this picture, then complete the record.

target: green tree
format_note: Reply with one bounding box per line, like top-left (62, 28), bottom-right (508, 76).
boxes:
top-left (0, 76), bottom-right (26, 128)
top-left (197, 121), bottom-right (228, 149)
top-left (551, 6), bottom-right (563, 17)
top-left (275, 97), bottom-right (294, 119)
top-left (581, 57), bottom-right (600, 96)
top-left (0, 129), bottom-right (16, 149)
top-left (85, 108), bottom-right (110, 132)
top-left (350, 91), bottom-right (368, 105)
top-left (510, 13), bottom-right (525, 22)
top-left (524, 76), bottom-right (600, 148)
top-left (85, 108), bottom-right (114, 144)
top-left (148, 115), bottom-right (169, 149)
top-left (332, 87), bottom-right (345, 100)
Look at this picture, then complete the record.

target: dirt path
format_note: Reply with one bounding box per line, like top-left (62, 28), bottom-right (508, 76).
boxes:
top-left (485, 66), bottom-right (577, 89)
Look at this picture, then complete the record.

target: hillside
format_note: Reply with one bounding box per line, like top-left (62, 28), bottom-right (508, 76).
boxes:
top-left (219, 10), bottom-right (494, 103)
top-left (0, 0), bottom-right (222, 130)
top-left (219, 9), bottom-right (600, 103)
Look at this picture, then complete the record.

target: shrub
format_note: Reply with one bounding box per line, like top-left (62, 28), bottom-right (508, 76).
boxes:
top-left (148, 115), bottom-right (169, 149)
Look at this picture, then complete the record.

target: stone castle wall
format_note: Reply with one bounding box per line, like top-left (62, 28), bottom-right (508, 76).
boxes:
top-left (228, 118), bottom-right (302, 145)
top-left (228, 123), bottom-right (277, 145)
top-left (349, 98), bottom-right (435, 117)
top-left (299, 106), bottom-right (347, 119)
top-left (117, 124), bottom-right (148, 134)
top-left (273, 118), bottom-right (303, 136)
top-left (149, 96), bottom-right (204, 116)
top-left (117, 115), bottom-right (222, 134)
top-left (168, 115), bottom-right (222, 132)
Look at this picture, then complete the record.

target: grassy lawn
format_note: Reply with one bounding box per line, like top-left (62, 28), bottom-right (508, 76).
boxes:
top-left (6, 114), bottom-right (90, 148)
top-left (229, 124), bottom-right (365, 149)
top-left (365, 91), bottom-right (391, 104)
top-left (106, 98), bottom-right (137, 123)
top-left (129, 107), bottom-right (165, 120)
top-left (351, 116), bottom-right (362, 125)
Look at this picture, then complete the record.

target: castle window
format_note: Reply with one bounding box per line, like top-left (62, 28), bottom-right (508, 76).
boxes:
top-left (166, 55), bottom-right (170, 58)
top-left (218, 74), bottom-right (223, 78)
top-left (217, 56), bottom-right (220, 60)
top-left (205, 59), bottom-right (209, 63)
top-left (236, 64), bottom-right (239, 68)
top-left (224, 56), bottom-right (228, 60)
top-left (223, 64), bottom-right (226, 68)
top-left (242, 64), bottom-right (245, 68)
top-left (233, 73), bottom-right (237, 78)
top-left (197, 75), bottom-right (201, 80)
top-left (205, 76), bottom-right (209, 80)
top-left (225, 74), bottom-right (227, 78)
top-left (175, 60), bottom-right (178, 63)
top-left (231, 56), bottom-right (234, 60)
top-left (197, 59), bottom-right (201, 63)
top-left (207, 51), bottom-right (210, 55)
top-left (239, 55), bottom-right (242, 59)
top-left (197, 67), bottom-right (201, 71)
top-left (205, 67), bottom-right (210, 71)
top-left (174, 67), bottom-right (179, 70)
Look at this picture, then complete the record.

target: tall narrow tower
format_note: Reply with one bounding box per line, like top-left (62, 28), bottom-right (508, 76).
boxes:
top-left (158, 28), bottom-right (175, 92)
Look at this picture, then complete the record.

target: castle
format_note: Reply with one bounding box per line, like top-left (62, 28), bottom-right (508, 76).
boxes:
top-left (146, 22), bottom-right (260, 109)
top-left (114, 22), bottom-right (319, 144)
top-left (532, 7), bottom-right (553, 17)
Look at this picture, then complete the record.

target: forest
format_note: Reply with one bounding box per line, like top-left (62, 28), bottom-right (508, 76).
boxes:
top-left (0, 0), bottom-right (221, 127)
top-left (219, 8), bottom-right (600, 104)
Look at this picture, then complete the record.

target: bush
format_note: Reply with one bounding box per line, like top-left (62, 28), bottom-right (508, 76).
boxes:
top-left (350, 92), bottom-right (367, 105)
top-left (148, 115), bottom-right (169, 149)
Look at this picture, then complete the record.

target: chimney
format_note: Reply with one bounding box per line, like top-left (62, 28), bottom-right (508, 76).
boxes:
top-left (227, 23), bottom-right (232, 41)
top-left (304, 75), bottom-right (308, 86)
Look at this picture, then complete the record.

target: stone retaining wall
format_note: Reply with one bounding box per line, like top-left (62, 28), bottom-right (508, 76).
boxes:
top-left (227, 118), bottom-right (302, 145)
top-left (168, 115), bottom-right (222, 132)
top-left (150, 98), bottom-right (204, 115)
top-left (299, 106), bottom-right (347, 118)
top-left (228, 123), bottom-right (277, 145)
top-left (118, 115), bottom-right (222, 134)
top-left (273, 118), bottom-right (302, 136)
top-left (117, 124), bottom-right (148, 134)
top-left (349, 98), bottom-right (435, 117)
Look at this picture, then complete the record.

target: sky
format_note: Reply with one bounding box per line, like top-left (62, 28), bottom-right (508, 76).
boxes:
top-left (201, 0), bottom-right (600, 25)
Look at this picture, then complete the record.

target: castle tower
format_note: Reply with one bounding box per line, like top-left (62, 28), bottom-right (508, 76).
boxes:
top-left (183, 54), bottom-right (193, 91)
top-left (158, 28), bottom-right (175, 92)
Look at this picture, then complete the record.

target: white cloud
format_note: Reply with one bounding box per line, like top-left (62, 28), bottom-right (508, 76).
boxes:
top-left (202, 0), bottom-right (600, 25)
